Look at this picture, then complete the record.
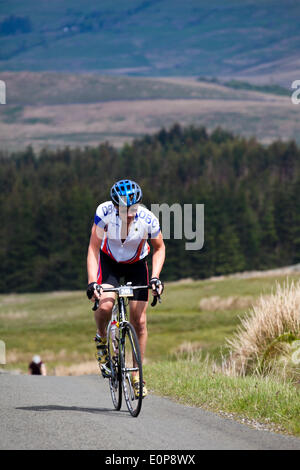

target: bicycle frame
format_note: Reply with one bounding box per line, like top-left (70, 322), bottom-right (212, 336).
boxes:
top-left (107, 285), bottom-right (148, 375)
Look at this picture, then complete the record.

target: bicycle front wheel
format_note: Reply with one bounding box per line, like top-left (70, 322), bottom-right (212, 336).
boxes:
top-left (120, 323), bottom-right (143, 417)
top-left (107, 321), bottom-right (122, 410)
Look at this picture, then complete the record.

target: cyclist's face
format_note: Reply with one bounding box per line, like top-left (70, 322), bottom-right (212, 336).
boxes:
top-left (127, 204), bottom-right (138, 218)
top-left (115, 203), bottom-right (138, 220)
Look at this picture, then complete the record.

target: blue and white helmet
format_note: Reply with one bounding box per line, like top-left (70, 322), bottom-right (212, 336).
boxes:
top-left (110, 179), bottom-right (143, 207)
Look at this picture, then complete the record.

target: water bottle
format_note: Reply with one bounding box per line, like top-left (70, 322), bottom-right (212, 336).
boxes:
top-left (111, 321), bottom-right (119, 354)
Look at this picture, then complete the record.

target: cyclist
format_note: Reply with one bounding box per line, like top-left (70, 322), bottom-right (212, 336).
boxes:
top-left (86, 179), bottom-right (165, 398)
top-left (28, 355), bottom-right (47, 376)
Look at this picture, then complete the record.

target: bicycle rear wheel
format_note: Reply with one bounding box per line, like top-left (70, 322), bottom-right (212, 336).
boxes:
top-left (120, 322), bottom-right (143, 417)
top-left (107, 321), bottom-right (122, 410)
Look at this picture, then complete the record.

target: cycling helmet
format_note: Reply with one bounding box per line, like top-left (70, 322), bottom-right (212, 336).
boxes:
top-left (110, 179), bottom-right (142, 207)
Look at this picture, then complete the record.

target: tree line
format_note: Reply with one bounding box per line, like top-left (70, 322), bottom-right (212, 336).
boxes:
top-left (0, 124), bottom-right (299, 292)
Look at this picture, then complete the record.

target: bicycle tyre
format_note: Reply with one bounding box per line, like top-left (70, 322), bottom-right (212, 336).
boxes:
top-left (107, 321), bottom-right (122, 410)
top-left (120, 322), bottom-right (143, 417)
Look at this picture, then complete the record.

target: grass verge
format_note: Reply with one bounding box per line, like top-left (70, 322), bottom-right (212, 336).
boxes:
top-left (144, 358), bottom-right (300, 436)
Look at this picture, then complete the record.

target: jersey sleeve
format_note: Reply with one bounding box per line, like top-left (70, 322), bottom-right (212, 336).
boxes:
top-left (147, 212), bottom-right (161, 239)
top-left (94, 201), bottom-right (113, 229)
top-left (137, 206), bottom-right (161, 239)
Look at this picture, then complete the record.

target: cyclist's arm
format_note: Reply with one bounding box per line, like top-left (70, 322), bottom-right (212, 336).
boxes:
top-left (87, 223), bottom-right (104, 284)
top-left (150, 231), bottom-right (165, 280)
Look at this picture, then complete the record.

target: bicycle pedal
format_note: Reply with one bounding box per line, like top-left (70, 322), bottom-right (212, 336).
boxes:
top-left (101, 364), bottom-right (111, 379)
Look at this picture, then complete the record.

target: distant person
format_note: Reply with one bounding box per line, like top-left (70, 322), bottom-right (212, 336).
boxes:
top-left (28, 355), bottom-right (47, 376)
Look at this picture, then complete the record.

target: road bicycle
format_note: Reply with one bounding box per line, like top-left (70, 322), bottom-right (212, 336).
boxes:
top-left (92, 283), bottom-right (160, 417)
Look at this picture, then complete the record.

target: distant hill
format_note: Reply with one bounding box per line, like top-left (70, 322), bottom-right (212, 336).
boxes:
top-left (0, 0), bottom-right (300, 86)
top-left (0, 72), bottom-right (298, 151)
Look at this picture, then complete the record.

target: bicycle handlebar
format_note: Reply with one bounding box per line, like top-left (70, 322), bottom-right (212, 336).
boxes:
top-left (92, 284), bottom-right (161, 311)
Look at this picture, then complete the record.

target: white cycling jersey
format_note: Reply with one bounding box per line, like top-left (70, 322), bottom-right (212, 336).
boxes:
top-left (94, 201), bottom-right (160, 263)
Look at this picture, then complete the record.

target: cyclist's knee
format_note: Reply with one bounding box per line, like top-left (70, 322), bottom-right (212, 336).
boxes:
top-left (96, 297), bottom-right (114, 317)
top-left (99, 302), bottom-right (113, 316)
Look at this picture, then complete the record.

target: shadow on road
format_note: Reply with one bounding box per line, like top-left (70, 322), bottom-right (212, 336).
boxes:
top-left (16, 405), bottom-right (128, 417)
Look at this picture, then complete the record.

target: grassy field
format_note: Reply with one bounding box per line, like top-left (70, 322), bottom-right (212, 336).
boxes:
top-left (1, 273), bottom-right (299, 371)
top-left (1, 273), bottom-right (299, 435)
top-left (0, 72), bottom-right (298, 151)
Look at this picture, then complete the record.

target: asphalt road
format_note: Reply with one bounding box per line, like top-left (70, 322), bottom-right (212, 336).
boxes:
top-left (0, 374), bottom-right (299, 450)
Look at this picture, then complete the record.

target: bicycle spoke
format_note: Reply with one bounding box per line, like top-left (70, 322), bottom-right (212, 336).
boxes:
top-left (107, 321), bottom-right (122, 411)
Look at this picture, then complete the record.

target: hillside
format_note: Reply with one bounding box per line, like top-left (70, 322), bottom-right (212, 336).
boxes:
top-left (0, 72), bottom-right (298, 151)
top-left (0, 1), bottom-right (299, 85)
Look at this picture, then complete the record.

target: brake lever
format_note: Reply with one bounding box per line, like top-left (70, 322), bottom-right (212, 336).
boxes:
top-left (92, 285), bottom-right (101, 311)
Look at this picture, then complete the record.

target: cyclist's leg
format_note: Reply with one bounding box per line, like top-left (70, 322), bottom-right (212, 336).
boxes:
top-left (95, 251), bottom-right (120, 337)
top-left (124, 259), bottom-right (149, 398)
top-left (94, 287), bottom-right (116, 337)
top-left (129, 300), bottom-right (148, 364)
top-left (126, 258), bottom-right (149, 364)
top-left (129, 300), bottom-right (148, 397)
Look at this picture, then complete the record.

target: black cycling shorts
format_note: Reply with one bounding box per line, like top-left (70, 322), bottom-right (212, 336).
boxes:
top-left (97, 250), bottom-right (149, 301)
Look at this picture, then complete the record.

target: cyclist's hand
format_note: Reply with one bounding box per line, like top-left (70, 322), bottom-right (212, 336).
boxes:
top-left (86, 282), bottom-right (102, 301)
top-left (150, 277), bottom-right (164, 296)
